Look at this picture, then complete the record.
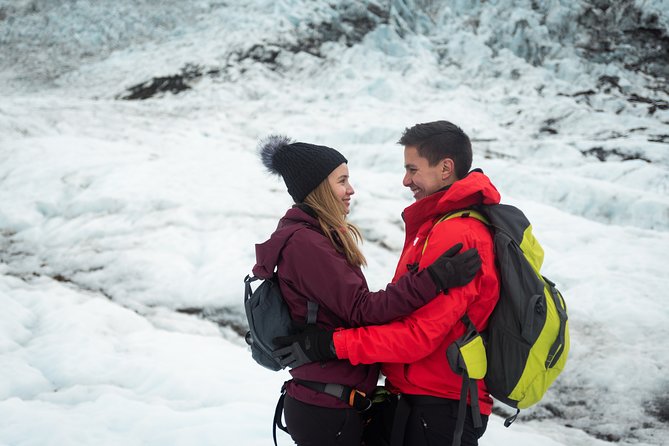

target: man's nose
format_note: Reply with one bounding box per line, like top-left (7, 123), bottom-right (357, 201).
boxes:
top-left (402, 172), bottom-right (412, 187)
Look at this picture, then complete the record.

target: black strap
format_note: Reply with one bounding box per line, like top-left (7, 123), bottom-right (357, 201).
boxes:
top-left (452, 372), bottom-right (469, 446)
top-left (451, 371), bottom-right (483, 446)
top-left (461, 314), bottom-right (482, 429)
top-left (460, 313), bottom-right (476, 333)
top-left (452, 312), bottom-right (484, 446)
top-left (273, 384), bottom-right (289, 446)
top-left (504, 408), bottom-right (520, 427)
top-left (462, 310), bottom-right (524, 429)
top-left (544, 279), bottom-right (568, 368)
top-left (243, 274), bottom-right (259, 302)
top-left (293, 379), bottom-right (372, 412)
top-left (389, 394), bottom-right (411, 446)
top-left (306, 301), bottom-right (319, 325)
top-left (469, 379), bottom-right (482, 429)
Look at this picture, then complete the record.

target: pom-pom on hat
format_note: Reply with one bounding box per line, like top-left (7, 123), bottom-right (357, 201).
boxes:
top-left (259, 135), bottom-right (348, 203)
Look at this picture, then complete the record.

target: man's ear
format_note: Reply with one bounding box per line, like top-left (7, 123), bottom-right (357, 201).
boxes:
top-left (441, 158), bottom-right (455, 180)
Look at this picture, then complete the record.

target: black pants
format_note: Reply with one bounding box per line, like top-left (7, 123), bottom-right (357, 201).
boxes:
top-left (391, 395), bottom-right (488, 446)
top-left (283, 395), bottom-right (363, 446)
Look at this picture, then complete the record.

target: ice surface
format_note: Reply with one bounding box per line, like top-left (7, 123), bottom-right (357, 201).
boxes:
top-left (1, 1), bottom-right (667, 444)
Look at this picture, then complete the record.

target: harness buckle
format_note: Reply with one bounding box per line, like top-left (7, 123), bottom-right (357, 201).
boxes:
top-left (349, 389), bottom-right (372, 412)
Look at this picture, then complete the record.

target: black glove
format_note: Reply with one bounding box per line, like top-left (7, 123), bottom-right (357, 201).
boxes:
top-left (426, 242), bottom-right (481, 293)
top-left (272, 325), bottom-right (336, 368)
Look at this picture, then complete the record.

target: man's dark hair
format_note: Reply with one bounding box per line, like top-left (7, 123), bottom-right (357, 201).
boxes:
top-left (398, 120), bottom-right (472, 179)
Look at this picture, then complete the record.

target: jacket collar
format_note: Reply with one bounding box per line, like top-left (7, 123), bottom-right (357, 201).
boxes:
top-left (402, 170), bottom-right (501, 237)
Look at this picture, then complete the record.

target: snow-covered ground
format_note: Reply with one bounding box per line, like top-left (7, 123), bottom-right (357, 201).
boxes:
top-left (1, 1), bottom-right (668, 445)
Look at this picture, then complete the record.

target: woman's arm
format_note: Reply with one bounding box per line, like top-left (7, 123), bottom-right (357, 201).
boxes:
top-left (281, 230), bottom-right (477, 327)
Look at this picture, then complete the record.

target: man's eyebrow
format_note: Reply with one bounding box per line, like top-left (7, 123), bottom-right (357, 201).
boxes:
top-left (404, 163), bottom-right (417, 169)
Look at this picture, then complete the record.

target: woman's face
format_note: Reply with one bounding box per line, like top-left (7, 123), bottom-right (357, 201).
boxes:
top-left (327, 163), bottom-right (354, 214)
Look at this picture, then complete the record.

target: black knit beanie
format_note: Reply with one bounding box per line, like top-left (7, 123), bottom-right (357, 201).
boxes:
top-left (259, 135), bottom-right (348, 203)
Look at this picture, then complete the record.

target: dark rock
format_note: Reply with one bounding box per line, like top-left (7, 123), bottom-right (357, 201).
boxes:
top-left (176, 306), bottom-right (248, 336)
top-left (581, 147), bottom-right (651, 162)
top-left (577, 1), bottom-right (669, 83)
top-left (119, 64), bottom-right (203, 100)
top-left (648, 134), bottom-right (669, 143)
top-left (628, 93), bottom-right (669, 115)
top-left (597, 75), bottom-right (623, 94)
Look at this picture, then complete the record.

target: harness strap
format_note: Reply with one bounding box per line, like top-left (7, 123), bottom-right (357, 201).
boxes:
top-left (389, 394), bottom-right (411, 446)
top-left (390, 393), bottom-right (456, 446)
top-left (273, 383), bottom-right (289, 446)
top-left (293, 379), bottom-right (372, 412)
top-left (390, 392), bottom-right (482, 446)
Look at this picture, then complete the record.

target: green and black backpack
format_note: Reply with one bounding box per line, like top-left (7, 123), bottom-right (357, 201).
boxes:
top-left (440, 204), bottom-right (570, 446)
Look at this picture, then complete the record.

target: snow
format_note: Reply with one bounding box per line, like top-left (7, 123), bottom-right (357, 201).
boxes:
top-left (1, 1), bottom-right (668, 445)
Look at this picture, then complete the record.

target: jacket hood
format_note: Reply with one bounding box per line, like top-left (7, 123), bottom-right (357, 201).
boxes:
top-left (403, 170), bottom-right (501, 226)
top-left (252, 206), bottom-right (320, 279)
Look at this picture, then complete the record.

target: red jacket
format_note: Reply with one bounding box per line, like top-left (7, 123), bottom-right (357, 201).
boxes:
top-left (333, 171), bottom-right (501, 414)
top-left (253, 205), bottom-right (441, 408)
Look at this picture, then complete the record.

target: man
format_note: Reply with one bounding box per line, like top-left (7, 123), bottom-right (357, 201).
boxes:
top-left (275, 120), bottom-right (501, 446)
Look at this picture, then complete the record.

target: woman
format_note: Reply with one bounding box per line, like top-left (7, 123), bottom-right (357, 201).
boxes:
top-left (252, 135), bottom-right (480, 446)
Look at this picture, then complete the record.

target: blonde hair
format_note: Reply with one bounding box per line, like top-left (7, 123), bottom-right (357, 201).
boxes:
top-left (303, 180), bottom-right (367, 268)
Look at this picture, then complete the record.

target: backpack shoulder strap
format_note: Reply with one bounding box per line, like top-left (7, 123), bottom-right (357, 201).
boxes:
top-left (438, 209), bottom-right (489, 226)
top-left (254, 223), bottom-right (320, 324)
top-left (422, 208), bottom-right (490, 255)
top-left (305, 300), bottom-right (319, 325)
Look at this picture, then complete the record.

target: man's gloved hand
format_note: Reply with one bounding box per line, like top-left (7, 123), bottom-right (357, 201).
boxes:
top-left (426, 242), bottom-right (481, 293)
top-left (272, 324), bottom-right (336, 369)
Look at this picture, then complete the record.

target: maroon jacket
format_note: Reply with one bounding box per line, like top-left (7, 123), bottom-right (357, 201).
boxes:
top-left (253, 206), bottom-right (439, 408)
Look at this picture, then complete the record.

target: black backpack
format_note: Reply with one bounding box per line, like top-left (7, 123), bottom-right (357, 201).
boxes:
top-left (244, 274), bottom-right (318, 371)
top-left (244, 275), bottom-right (292, 371)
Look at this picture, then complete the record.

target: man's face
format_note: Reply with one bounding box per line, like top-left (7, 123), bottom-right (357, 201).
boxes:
top-left (402, 146), bottom-right (453, 201)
